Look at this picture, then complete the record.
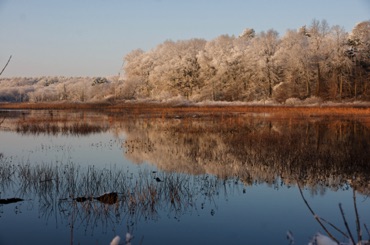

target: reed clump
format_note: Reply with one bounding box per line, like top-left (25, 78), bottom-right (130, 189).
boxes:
top-left (0, 160), bottom-right (233, 231)
top-left (15, 120), bottom-right (109, 136)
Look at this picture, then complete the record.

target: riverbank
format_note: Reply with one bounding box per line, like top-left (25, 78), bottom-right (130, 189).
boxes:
top-left (1, 101), bottom-right (370, 117)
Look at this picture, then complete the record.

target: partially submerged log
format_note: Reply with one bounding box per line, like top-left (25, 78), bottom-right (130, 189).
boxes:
top-left (70, 192), bottom-right (119, 205)
top-left (94, 192), bottom-right (118, 205)
top-left (0, 197), bottom-right (23, 205)
top-left (73, 196), bottom-right (93, 202)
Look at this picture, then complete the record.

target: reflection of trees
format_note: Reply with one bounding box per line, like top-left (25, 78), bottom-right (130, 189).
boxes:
top-left (1, 110), bottom-right (370, 243)
top-left (1, 109), bottom-right (370, 193)
top-left (121, 116), bottom-right (370, 193)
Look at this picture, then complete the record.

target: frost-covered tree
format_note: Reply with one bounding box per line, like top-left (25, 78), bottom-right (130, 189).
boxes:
top-left (149, 39), bottom-right (206, 99)
top-left (306, 19), bottom-right (332, 97)
top-left (0, 76), bottom-right (118, 103)
top-left (239, 28), bottom-right (255, 39)
top-left (122, 49), bottom-right (153, 99)
top-left (349, 21), bottom-right (370, 99)
top-left (4, 19), bottom-right (369, 104)
top-left (326, 25), bottom-right (352, 100)
top-left (250, 29), bottom-right (281, 99)
top-left (118, 19), bottom-right (370, 103)
top-left (225, 32), bottom-right (257, 101)
top-left (197, 35), bottom-right (239, 101)
top-left (276, 29), bottom-right (312, 100)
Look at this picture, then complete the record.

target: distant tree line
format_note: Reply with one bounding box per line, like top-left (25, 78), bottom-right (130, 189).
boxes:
top-left (0, 20), bottom-right (369, 104)
top-left (0, 76), bottom-right (119, 102)
top-left (122, 20), bottom-right (370, 102)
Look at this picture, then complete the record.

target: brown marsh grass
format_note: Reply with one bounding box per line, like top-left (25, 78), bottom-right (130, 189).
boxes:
top-left (15, 121), bottom-right (109, 135)
top-left (3, 110), bottom-right (111, 135)
top-left (1, 101), bottom-right (370, 118)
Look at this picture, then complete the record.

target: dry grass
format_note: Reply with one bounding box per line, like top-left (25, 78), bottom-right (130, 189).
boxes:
top-left (16, 121), bottom-right (109, 135)
top-left (0, 102), bottom-right (111, 110)
top-left (0, 101), bottom-right (369, 117)
top-left (0, 160), bottom-right (224, 228)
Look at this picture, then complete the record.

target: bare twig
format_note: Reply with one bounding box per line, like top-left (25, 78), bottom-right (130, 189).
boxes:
top-left (297, 184), bottom-right (340, 244)
top-left (353, 189), bottom-right (362, 242)
top-left (320, 216), bottom-right (349, 238)
top-left (364, 224), bottom-right (370, 240)
top-left (339, 203), bottom-right (356, 245)
top-left (0, 55), bottom-right (12, 76)
top-left (286, 230), bottom-right (294, 245)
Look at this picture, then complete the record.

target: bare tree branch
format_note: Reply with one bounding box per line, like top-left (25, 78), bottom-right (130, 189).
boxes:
top-left (297, 184), bottom-right (340, 244)
top-left (339, 203), bottom-right (356, 245)
top-left (319, 216), bottom-right (349, 239)
top-left (364, 224), bottom-right (370, 240)
top-left (0, 55), bottom-right (12, 76)
top-left (353, 189), bottom-right (362, 242)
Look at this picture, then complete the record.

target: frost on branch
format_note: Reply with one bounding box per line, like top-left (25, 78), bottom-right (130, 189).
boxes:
top-left (239, 28), bottom-right (255, 39)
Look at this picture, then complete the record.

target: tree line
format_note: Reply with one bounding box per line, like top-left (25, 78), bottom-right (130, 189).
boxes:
top-left (122, 19), bottom-right (370, 103)
top-left (0, 20), bottom-right (369, 104)
top-left (0, 76), bottom-right (117, 102)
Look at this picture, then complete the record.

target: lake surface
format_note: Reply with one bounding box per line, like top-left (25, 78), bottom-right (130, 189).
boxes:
top-left (0, 109), bottom-right (370, 245)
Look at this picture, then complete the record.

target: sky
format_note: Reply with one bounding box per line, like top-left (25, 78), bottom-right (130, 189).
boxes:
top-left (0, 0), bottom-right (369, 78)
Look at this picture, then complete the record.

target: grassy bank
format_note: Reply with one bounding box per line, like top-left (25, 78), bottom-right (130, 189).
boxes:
top-left (0, 101), bottom-right (370, 117)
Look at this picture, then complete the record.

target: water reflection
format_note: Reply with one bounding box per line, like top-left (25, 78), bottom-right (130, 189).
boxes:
top-left (1, 109), bottom-right (370, 244)
top-left (0, 158), bottom-right (229, 235)
top-left (120, 116), bottom-right (370, 194)
top-left (1, 110), bottom-right (370, 192)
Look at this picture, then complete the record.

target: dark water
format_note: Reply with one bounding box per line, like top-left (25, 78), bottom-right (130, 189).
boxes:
top-left (0, 109), bottom-right (370, 245)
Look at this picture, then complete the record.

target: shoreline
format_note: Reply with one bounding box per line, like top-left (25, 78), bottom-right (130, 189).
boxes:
top-left (0, 101), bottom-right (370, 116)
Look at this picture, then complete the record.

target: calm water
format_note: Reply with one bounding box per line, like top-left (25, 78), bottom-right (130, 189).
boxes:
top-left (0, 109), bottom-right (370, 245)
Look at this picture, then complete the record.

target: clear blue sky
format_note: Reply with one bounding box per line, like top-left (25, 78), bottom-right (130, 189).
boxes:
top-left (0, 0), bottom-right (369, 77)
